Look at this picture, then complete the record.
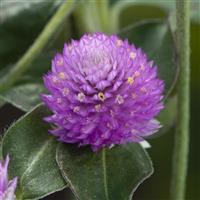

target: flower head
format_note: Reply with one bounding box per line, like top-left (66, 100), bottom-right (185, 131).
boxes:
top-left (0, 156), bottom-right (17, 200)
top-left (42, 33), bottom-right (164, 151)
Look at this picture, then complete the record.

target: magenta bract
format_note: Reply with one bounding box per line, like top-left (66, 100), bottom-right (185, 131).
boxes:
top-left (42, 33), bottom-right (164, 151)
top-left (0, 156), bottom-right (17, 200)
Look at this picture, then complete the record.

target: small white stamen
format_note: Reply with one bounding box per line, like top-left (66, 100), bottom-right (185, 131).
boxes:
top-left (52, 76), bottom-right (59, 83)
top-left (95, 104), bottom-right (101, 112)
top-left (59, 72), bottom-right (65, 79)
top-left (77, 92), bottom-right (85, 102)
top-left (56, 98), bottom-right (62, 104)
top-left (73, 106), bottom-right (80, 113)
top-left (131, 129), bottom-right (137, 134)
top-left (110, 110), bottom-right (115, 117)
top-left (140, 64), bottom-right (145, 71)
top-left (68, 44), bottom-right (72, 52)
top-left (107, 123), bottom-right (112, 129)
top-left (116, 39), bottom-right (123, 47)
top-left (116, 94), bottom-right (124, 104)
top-left (134, 71), bottom-right (140, 77)
top-left (130, 52), bottom-right (136, 60)
top-left (132, 93), bottom-right (137, 99)
top-left (140, 87), bottom-right (147, 93)
top-left (56, 58), bottom-right (64, 66)
top-left (62, 88), bottom-right (69, 96)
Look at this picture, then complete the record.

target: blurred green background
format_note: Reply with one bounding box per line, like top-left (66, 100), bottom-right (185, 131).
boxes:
top-left (0, 0), bottom-right (199, 199)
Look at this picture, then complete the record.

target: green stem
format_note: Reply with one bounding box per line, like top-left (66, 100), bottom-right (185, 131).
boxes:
top-left (170, 0), bottom-right (190, 199)
top-left (75, 0), bottom-right (102, 33)
top-left (110, 1), bottom-right (126, 33)
top-left (102, 149), bottom-right (109, 200)
top-left (95, 0), bottom-right (111, 33)
top-left (0, 0), bottom-right (75, 92)
top-left (74, 0), bottom-right (111, 34)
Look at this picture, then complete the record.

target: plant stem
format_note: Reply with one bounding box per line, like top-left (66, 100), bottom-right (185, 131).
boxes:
top-left (74, 0), bottom-right (102, 33)
top-left (75, 0), bottom-right (111, 33)
top-left (0, 0), bottom-right (75, 92)
top-left (95, 0), bottom-right (111, 33)
top-left (170, 0), bottom-right (190, 199)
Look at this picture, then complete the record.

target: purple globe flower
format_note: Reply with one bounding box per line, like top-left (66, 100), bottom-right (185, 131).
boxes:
top-left (0, 156), bottom-right (17, 200)
top-left (42, 33), bottom-right (164, 151)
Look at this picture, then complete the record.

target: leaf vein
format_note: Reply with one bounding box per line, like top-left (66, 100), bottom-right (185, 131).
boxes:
top-left (21, 137), bottom-right (53, 185)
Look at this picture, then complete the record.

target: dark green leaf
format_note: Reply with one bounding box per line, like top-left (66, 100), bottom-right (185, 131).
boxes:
top-left (119, 20), bottom-right (177, 97)
top-left (0, 52), bottom-right (52, 111)
top-left (0, 97), bottom-right (5, 109)
top-left (0, 84), bottom-right (44, 112)
top-left (0, 0), bottom-right (72, 111)
top-left (154, 95), bottom-right (177, 137)
top-left (0, 140), bottom-right (2, 160)
top-left (56, 143), bottom-right (153, 200)
top-left (0, 0), bottom-right (60, 69)
top-left (0, 1), bottom-right (57, 111)
top-left (2, 105), bottom-right (66, 200)
top-left (20, 52), bottom-right (53, 84)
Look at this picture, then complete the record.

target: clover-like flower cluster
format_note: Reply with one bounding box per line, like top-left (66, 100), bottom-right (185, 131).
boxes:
top-left (0, 156), bottom-right (17, 200)
top-left (42, 33), bottom-right (164, 151)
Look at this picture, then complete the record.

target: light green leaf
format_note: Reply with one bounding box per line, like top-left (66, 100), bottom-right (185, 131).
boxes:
top-left (56, 143), bottom-right (153, 200)
top-left (119, 20), bottom-right (177, 97)
top-left (72, 0), bottom-right (102, 34)
top-left (110, 0), bottom-right (170, 31)
top-left (2, 105), bottom-right (66, 200)
top-left (110, 0), bottom-right (200, 31)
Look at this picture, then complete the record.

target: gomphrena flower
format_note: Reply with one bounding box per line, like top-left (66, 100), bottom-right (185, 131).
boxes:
top-left (42, 33), bottom-right (164, 151)
top-left (0, 156), bottom-right (17, 200)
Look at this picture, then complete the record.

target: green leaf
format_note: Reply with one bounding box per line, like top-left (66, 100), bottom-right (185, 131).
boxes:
top-left (190, 1), bottom-right (200, 24)
top-left (0, 140), bottom-right (2, 160)
top-left (110, 0), bottom-right (200, 31)
top-left (0, 52), bottom-right (52, 111)
top-left (0, 0), bottom-right (61, 69)
top-left (20, 52), bottom-right (53, 84)
top-left (0, 84), bottom-right (44, 112)
top-left (119, 20), bottom-right (177, 97)
top-left (155, 95), bottom-right (177, 137)
top-left (0, 0), bottom-right (72, 111)
top-left (2, 105), bottom-right (66, 200)
top-left (56, 143), bottom-right (153, 200)
top-left (110, 0), bottom-right (170, 31)
top-left (72, 0), bottom-right (102, 34)
top-left (0, 97), bottom-right (5, 108)
top-left (0, 1), bottom-right (56, 111)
